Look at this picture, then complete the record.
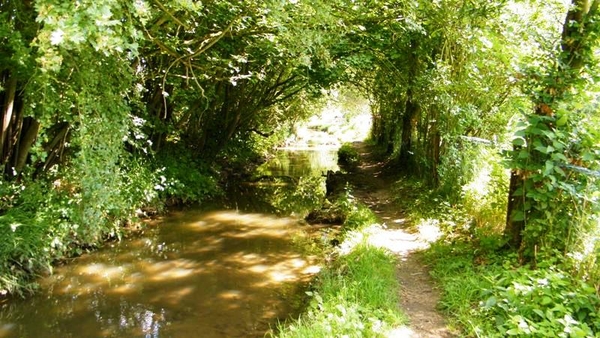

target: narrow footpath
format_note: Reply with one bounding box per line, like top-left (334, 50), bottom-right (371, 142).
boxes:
top-left (344, 142), bottom-right (455, 338)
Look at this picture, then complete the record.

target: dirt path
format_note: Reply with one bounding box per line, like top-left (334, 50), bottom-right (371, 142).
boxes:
top-left (344, 142), bottom-right (454, 338)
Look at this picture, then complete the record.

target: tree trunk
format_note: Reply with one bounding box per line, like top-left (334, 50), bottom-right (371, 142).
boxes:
top-left (1, 74), bottom-right (17, 164)
top-left (15, 118), bottom-right (40, 174)
top-left (505, 168), bottom-right (525, 248)
top-left (399, 90), bottom-right (419, 167)
top-left (504, 0), bottom-right (599, 249)
top-left (399, 38), bottom-right (420, 169)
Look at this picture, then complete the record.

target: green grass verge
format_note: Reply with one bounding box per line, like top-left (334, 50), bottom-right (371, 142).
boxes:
top-left (276, 196), bottom-right (407, 337)
top-left (276, 242), bottom-right (406, 337)
top-left (394, 176), bottom-right (600, 337)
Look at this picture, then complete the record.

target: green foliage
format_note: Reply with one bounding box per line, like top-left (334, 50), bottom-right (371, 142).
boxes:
top-left (460, 146), bottom-right (509, 233)
top-left (276, 243), bottom-right (406, 337)
top-left (0, 152), bottom-right (168, 295)
top-left (337, 143), bottom-right (360, 167)
top-left (154, 146), bottom-right (220, 204)
top-left (482, 267), bottom-right (600, 337)
top-left (508, 100), bottom-right (600, 258)
top-left (265, 176), bottom-right (325, 216)
top-left (424, 240), bottom-right (600, 337)
top-left (343, 203), bottom-right (378, 233)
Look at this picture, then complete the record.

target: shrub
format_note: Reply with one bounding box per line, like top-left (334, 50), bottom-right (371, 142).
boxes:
top-left (155, 145), bottom-right (220, 204)
top-left (337, 143), bottom-right (359, 167)
top-left (424, 240), bottom-right (600, 337)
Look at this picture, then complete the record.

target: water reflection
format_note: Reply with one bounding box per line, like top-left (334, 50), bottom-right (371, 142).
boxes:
top-left (227, 149), bottom-right (339, 216)
top-left (0, 210), bottom-right (321, 337)
top-left (255, 149), bottom-right (339, 178)
top-left (0, 149), bottom-right (339, 338)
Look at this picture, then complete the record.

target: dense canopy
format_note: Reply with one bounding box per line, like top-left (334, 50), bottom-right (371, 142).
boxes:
top-left (1, 0), bottom-right (600, 333)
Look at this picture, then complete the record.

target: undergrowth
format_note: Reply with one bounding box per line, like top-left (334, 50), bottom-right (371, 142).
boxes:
top-left (423, 241), bottom-right (600, 337)
top-left (337, 143), bottom-right (360, 167)
top-left (276, 195), bottom-right (406, 337)
top-left (400, 177), bottom-right (600, 337)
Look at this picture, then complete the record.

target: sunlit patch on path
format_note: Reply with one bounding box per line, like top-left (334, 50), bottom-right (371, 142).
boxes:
top-left (345, 142), bottom-right (455, 338)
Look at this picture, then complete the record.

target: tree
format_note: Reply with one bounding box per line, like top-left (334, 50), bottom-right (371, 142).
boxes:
top-left (505, 0), bottom-right (600, 257)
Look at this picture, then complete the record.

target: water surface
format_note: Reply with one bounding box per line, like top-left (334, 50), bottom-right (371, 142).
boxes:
top-left (0, 149), bottom-right (338, 338)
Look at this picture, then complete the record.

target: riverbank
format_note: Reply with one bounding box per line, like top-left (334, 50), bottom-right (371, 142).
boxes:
top-left (276, 141), bottom-right (454, 337)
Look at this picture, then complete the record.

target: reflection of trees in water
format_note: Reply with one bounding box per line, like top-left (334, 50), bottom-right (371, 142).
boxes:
top-left (116, 301), bottom-right (165, 337)
top-left (89, 290), bottom-right (167, 337)
top-left (231, 150), bottom-right (334, 215)
top-left (256, 150), bottom-right (339, 179)
top-left (259, 176), bottom-right (325, 216)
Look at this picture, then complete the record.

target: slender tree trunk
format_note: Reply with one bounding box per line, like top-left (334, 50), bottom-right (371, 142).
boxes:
top-left (399, 90), bottom-right (419, 166)
top-left (1, 74), bottom-right (17, 164)
top-left (399, 39), bottom-right (420, 168)
top-left (15, 118), bottom-right (40, 173)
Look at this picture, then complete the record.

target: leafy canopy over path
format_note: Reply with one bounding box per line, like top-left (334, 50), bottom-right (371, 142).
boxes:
top-left (0, 0), bottom-right (599, 308)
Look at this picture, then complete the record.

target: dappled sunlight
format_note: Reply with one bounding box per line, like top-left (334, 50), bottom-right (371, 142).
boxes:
top-left (416, 221), bottom-right (443, 243)
top-left (387, 325), bottom-right (417, 337)
top-left (2, 208), bottom-right (321, 337)
top-left (146, 259), bottom-right (200, 282)
top-left (337, 222), bottom-right (440, 256)
top-left (365, 225), bottom-right (428, 255)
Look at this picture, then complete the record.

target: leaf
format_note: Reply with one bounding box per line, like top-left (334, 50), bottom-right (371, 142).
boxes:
top-left (518, 150), bottom-right (530, 159)
top-left (544, 161), bottom-right (554, 175)
top-left (484, 296), bottom-right (497, 308)
top-left (512, 137), bottom-right (525, 147)
top-left (535, 145), bottom-right (548, 154)
top-left (512, 211), bottom-right (525, 221)
top-left (556, 114), bottom-right (568, 126)
top-left (541, 296), bottom-right (553, 305)
top-left (551, 153), bottom-right (568, 162)
top-left (506, 328), bottom-right (521, 335)
top-left (533, 309), bottom-right (545, 319)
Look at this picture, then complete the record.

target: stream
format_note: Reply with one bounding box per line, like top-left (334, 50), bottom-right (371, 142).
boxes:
top-left (0, 148), bottom-right (339, 338)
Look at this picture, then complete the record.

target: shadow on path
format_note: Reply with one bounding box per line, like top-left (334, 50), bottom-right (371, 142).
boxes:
top-left (343, 142), bottom-right (455, 338)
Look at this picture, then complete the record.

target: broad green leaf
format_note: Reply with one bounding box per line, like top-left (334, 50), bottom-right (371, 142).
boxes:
top-left (532, 309), bottom-right (545, 319)
top-left (484, 296), bottom-right (497, 308)
top-left (512, 137), bottom-right (525, 147)
top-left (556, 114), bottom-right (568, 126)
top-left (544, 161), bottom-right (554, 175)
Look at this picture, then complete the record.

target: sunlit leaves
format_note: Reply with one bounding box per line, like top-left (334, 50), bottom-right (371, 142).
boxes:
top-left (34, 1), bottom-right (139, 70)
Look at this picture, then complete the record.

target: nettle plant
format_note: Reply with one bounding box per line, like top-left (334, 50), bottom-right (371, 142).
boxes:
top-left (480, 267), bottom-right (600, 337)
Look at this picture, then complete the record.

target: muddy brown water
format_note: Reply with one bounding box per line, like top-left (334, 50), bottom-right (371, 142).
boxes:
top-left (0, 149), bottom-right (338, 338)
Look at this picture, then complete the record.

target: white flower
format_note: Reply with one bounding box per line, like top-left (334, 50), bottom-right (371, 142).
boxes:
top-left (50, 29), bottom-right (65, 45)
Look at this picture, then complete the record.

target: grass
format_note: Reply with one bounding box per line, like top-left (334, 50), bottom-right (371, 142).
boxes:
top-left (398, 177), bottom-right (600, 337)
top-left (275, 197), bottom-right (407, 337)
top-left (422, 239), bottom-right (600, 337)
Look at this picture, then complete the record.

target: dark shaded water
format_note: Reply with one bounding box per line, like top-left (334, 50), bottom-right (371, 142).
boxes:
top-left (0, 149), bottom-right (338, 338)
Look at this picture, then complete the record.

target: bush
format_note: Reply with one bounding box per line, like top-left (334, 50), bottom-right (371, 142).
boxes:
top-left (424, 240), bottom-right (600, 337)
top-left (155, 145), bottom-right (220, 204)
top-left (337, 143), bottom-right (359, 167)
top-left (481, 267), bottom-right (600, 337)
